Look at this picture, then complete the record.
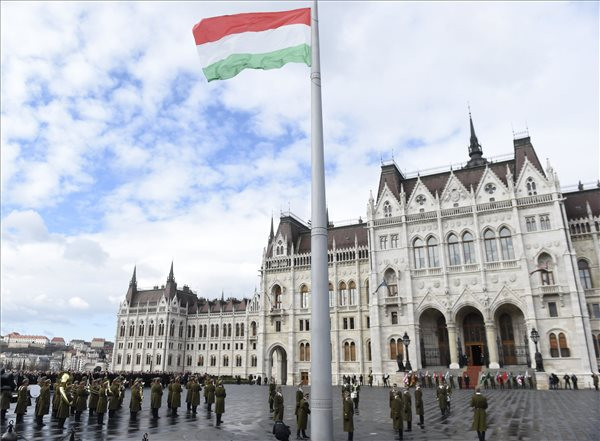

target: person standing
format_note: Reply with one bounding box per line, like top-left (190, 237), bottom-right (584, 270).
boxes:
top-left (343, 392), bottom-right (354, 441)
top-left (206, 379), bottom-right (215, 412)
top-left (563, 374), bottom-right (571, 389)
top-left (445, 382), bottom-right (453, 413)
top-left (129, 378), bottom-right (142, 420)
top-left (170, 377), bottom-right (182, 416)
top-left (273, 386), bottom-right (284, 421)
top-left (88, 378), bottom-right (100, 418)
top-left (571, 374), bottom-right (578, 390)
top-left (436, 383), bottom-right (448, 417)
top-left (204, 377), bottom-right (210, 403)
top-left (56, 373), bottom-right (74, 429)
top-left (389, 384), bottom-right (397, 419)
top-left (592, 372), bottom-right (599, 391)
top-left (167, 378), bottom-right (174, 414)
top-left (296, 392), bottom-right (310, 440)
top-left (186, 377), bottom-right (194, 412)
top-left (414, 384), bottom-right (424, 429)
top-left (14, 379), bottom-right (28, 424)
top-left (215, 379), bottom-right (226, 426)
top-left (189, 377), bottom-right (201, 414)
top-left (368, 371), bottom-right (373, 387)
top-left (464, 372), bottom-right (471, 389)
top-left (295, 386), bottom-right (303, 419)
top-left (391, 391), bottom-right (404, 440)
top-left (96, 379), bottom-right (109, 426)
top-left (108, 378), bottom-right (120, 418)
top-left (351, 382), bottom-right (360, 412)
top-left (74, 380), bottom-right (88, 421)
top-left (471, 387), bottom-right (488, 441)
top-left (52, 378), bottom-right (61, 417)
top-left (269, 380), bottom-right (276, 412)
top-left (150, 377), bottom-right (163, 419)
top-left (0, 369), bottom-right (16, 423)
top-left (34, 378), bottom-right (51, 427)
top-left (403, 388), bottom-right (412, 432)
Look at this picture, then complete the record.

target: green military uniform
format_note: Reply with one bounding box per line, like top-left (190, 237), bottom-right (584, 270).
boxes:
top-left (15, 384), bottom-right (29, 420)
top-left (96, 383), bottom-right (108, 425)
top-left (206, 382), bottom-right (215, 411)
top-left (204, 379), bottom-right (210, 403)
top-left (75, 383), bottom-right (88, 413)
top-left (415, 387), bottom-right (424, 427)
top-left (273, 391), bottom-right (284, 421)
top-left (35, 382), bottom-right (51, 416)
top-left (170, 381), bottom-right (182, 414)
top-left (57, 381), bottom-right (73, 429)
top-left (471, 392), bottom-right (487, 432)
top-left (391, 394), bottom-right (404, 439)
top-left (189, 381), bottom-right (201, 412)
top-left (185, 380), bottom-right (193, 410)
top-left (52, 381), bottom-right (61, 415)
top-left (436, 385), bottom-right (447, 416)
top-left (215, 382), bottom-right (226, 426)
top-left (295, 388), bottom-right (303, 416)
top-left (167, 381), bottom-right (174, 409)
top-left (297, 397), bottom-right (310, 432)
top-left (88, 381), bottom-right (100, 416)
top-left (108, 382), bottom-right (120, 415)
top-left (403, 390), bottom-right (412, 431)
top-left (150, 381), bottom-right (163, 419)
top-left (269, 382), bottom-right (276, 411)
top-left (343, 396), bottom-right (354, 433)
top-left (389, 387), bottom-right (396, 418)
top-left (129, 383), bottom-right (142, 416)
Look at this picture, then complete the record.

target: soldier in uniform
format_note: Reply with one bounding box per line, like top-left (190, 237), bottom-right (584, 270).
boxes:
top-left (403, 388), bottom-right (412, 432)
top-left (592, 372), bottom-right (599, 391)
top-left (108, 378), bottom-right (121, 418)
top-left (295, 386), bottom-right (303, 419)
top-left (368, 370), bottom-right (373, 387)
top-left (167, 377), bottom-right (174, 414)
top-left (204, 377), bottom-right (210, 403)
top-left (389, 383), bottom-right (397, 419)
top-left (96, 379), bottom-right (109, 425)
top-left (269, 380), bottom-right (276, 412)
top-left (215, 379), bottom-right (226, 426)
top-left (56, 373), bottom-right (74, 430)
top-left (206, 378), bottom-right (216, 412)
top-left (342, 392), bottom-right (354, 441)
top-left (74, 379), bottom-right (88, 421)
top-left (185, 377), bottom-right (193, 412)
top-left (471, 387), bottom-right (488, 441)
top-left (14, 378), bottom-right (29, 423)
top-left (414, 384), bottom-right (424, 428)
top-left (35, 378), bottom-right (51, 427)
top-left (188, 376), bottom-right (201, 414)
top-left (70, 381), bottom-right (78, 415)
top-left (52, 378), bottom-right (61, 417)
top-left (436, 382), bottom-right (448, 417)
top-left (351, 382), bottom-right (360, 412)
top-left (129, 378), bottom-right (143, 420)
top-left (0, 369), bottom-right (16, 423)
top-left (150, 377), bottom-right (163, 419)
top-left (296, 392), bottom-right (310, 440)
top-left (273, 386), bottom-right (284, 421)
top-left (170, 377), bottom-right (182, 416)
top-left (88, 378), bottom-right (100, 418)
top-left (391, 391), bottom-right (404, 440)
top-left (445, 382), bottom-right (453, 413)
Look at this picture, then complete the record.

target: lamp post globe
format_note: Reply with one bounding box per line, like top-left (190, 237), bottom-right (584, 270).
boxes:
top-left (402, 332), bottom-right (412, 372)
top-left (530, 328), bottom-right (544, 372)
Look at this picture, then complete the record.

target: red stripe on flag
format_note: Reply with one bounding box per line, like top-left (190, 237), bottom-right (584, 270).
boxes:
top-left (193, 8), bottom-right (310, 45)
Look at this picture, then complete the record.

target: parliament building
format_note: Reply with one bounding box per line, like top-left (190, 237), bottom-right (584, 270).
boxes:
top-left (112, 117), bottom-right (600, 387)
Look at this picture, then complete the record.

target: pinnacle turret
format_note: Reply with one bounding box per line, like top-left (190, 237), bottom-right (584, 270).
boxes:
top-left (466, 110), bottom-right (487, 167)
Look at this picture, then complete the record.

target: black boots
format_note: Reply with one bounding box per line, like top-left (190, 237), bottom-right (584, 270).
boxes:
top-left (130, 411), bottom-right (137, 420)
top-left (152, 408), bottom-right (160, 419)
top-left (57, 417), bottom-right (66, 429)
top-left (0, 410), bottom-right (6, 422)
top-left (216, 413), bottom-right (222, 426)
top-left (406, 421), bottom-right (412, 432)
top-left (399, 429), bottom-right (403, 440)
top-left (36, 415), bottom-right (45, 427)
top-left (15, 414), bottom-right (24, 423)
top-left (302, 430), bottom-right (309, 439)
top-left (98, 413), bottom-right (104, 425)
top-left (419, 415), bottom-right (424, 428)
top-left (192, 405), bottom-right (197, 414)
top-left (347, 432), bottom-right (354, 441)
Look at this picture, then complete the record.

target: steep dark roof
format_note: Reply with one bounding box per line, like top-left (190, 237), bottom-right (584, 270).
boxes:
top-left (564, 188), bottom-right (600, 219)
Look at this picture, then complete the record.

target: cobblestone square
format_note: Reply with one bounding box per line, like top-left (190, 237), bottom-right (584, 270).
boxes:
top-left (2, 385), bottom-right (599, 441)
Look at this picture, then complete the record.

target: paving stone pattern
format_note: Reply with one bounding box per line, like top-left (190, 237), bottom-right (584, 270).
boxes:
top-left (2, 385), bottom-right (598, 440)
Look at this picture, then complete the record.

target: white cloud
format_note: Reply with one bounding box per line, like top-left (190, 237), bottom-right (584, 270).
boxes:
top-left (68, 297), bottom-right (90, 310)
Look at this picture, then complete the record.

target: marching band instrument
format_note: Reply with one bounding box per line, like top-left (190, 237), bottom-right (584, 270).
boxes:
top-left (27, 384), bottom-right (41, 398)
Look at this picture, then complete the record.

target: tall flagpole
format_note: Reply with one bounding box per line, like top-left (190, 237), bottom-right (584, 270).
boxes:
top-left (310, 1), bottom-right (333, 440)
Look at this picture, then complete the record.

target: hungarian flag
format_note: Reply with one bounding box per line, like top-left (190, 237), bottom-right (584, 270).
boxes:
top-left (193, 8), bottom-right (311, 82)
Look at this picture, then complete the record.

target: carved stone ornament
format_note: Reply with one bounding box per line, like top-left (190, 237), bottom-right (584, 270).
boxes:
top-left (434, 280), bottom-right (440, 288)
top-left (454, 279), bottom-right (461, 287)
top-left (471, 278), bottom-right (478, 285)
top-left (509, 274), bottom-right (517, 282)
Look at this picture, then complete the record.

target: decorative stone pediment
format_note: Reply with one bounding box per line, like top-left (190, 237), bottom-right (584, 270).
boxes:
top-left (489, 284), bottom-right (526, 316)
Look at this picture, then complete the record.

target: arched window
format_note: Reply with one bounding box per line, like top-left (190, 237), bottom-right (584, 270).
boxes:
top-left (383, 201), bottom-right (392, 218)
top-left (348, 281), bottom-right (357, 305)
top-left (367, 340), bottom-right (372, 361)
top-left (558, 333), bottom-right (570, 357)
top-left (210, 324), bottom-right (215, 338)
top-left (299, 342), bottom-right (310, 361)
top-left (223, 355), bottom-right (229, 367)
top-left (384, 268), bottom-right (398, 296)
top-left (338, 281), bottom-right (347, 306)
top-left (251, 321), bottom-right (257, 336)
top-left (159, 321), bottom-right (165, 337)
top-left (236, 323), bottom-right (240, 337)
top-left (187, 325), bottom-right (192, 338)
top-left (299, 343), bottom-right (306, 361)
top-left (343, 341), bottom-right (356, 362)
top-left (204, 325), bottom-right (208, 338)
top-left (538, 253), bottom-right (555, 285)
top-left (413, 238), bottom-right (425, 269)
top-left (210, 355), bottom-right (216, 366)
top-left (215, 324), bottom-right (219, 338)
top-left (236, 355), bottom-right (242, 367)
top-left (578, 260), bottom-right (593, 289)
top-left (593, 334), bottom-right (599, 359)
top-left (198, 355), bottom-right (204, 367)
top-left (549, 333), bottom-right (559, 357)
top-left (240, 323), bottom-right (244, 337)
top-left (179, 322), bottom-right (184, 338)
top-left (526, 177), bottom-right (537, 196)
top-left (169, 321), bottom-right (174, 337)
top-left (389, 338), bottom-right (403, 360)
top-left (251, 355), bottom-right (257, 367)
top-left (222, 324), bottom-right (226, 337)
top-left (484, 229), bottom-right (498, 262)
top-left (462, 232), bottom-right (476, 264)
top-left (365, 279), bottom-right (370, 305)
top-left (138, 322), bottom-right (145, 337)
top-left (329, 282), bottom-right (334, 307)
top-left (427, 236), bottom-right (440, 267)
top-left (447, 234), bottom-right (461, 266)
top-left (499, 227), bottom-right (515, 260)
top-left (228, 323), bottom-right (232, 337)
top-left (148, 321), bottom-right (154, 337)
top-left (119, 322), bottom-right (125, 337)
top-left (300, 285), bottom-right (309, 309)
top-left (273, 285), bottom-right (282, 310)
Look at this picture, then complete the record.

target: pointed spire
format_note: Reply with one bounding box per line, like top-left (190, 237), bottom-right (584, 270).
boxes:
top-left (269, 215), bottom-right (274, 240)
top-left (130, 266), bottom-right (137, 287)
top-left (221, 290), bottom-right (224, 302)
top-left (466, 108), bottom-right (487, 167)
top-left (167, 261), bottom-right (174, 283)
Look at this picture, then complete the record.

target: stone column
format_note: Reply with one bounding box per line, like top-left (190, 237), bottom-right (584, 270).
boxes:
top-left (485, 322), bottom-right (500, 369)
top-left (447, 324), bottom-right (460, 369)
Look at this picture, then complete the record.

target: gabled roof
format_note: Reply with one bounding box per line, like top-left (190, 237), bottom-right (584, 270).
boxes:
top-left (564, 187), bottom-right (600, 219)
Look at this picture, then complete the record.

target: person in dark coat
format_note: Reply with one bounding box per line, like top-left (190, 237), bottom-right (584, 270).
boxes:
top-left (403, 388), bottom-right (412, 432)
top-left (391, 391), bottom-right (404, 440)
top-left (563, 374), bottom-right (571, 389)
top-left (273, 419), bottom-right (291, 441)
top-left (215, 379), bottom-right (226, 426)
top-left (56, 373), bottom-right (73, 430)
top-left (189, 377), bottom-right (201, 414)
top-left (571, 374), bottom-right (578, 390)
top-left (273, 386), bottom-right (284, 421)
top-left (414, 384), bottom-right (424, 428)
top-left (51, 379), bottom-right (61, 417)
top-left (74, 379), bottom-right (88, 421)
top-left (471, 387), bottom-right (488, 441)
top-left (170, 377), bottom-right (182, 416)
top-left (96, 380), bottom-right (109, 425)
top-left (592, 372), bottom-right (599, 391)
top-left (206, 379), bottom-right (215, 412)
top-left (129, 378), bottom-right (143, 420)
top-left (343, 392), bottom-right (354, 441)
top-left (150, 378), bottom-right (163, 419)
top-left (35, 378), bottom-right (51, 427)
top-left (296, 393), bottom-right (310, 440)
top-left (14, 378), bottom-right (29, 423)
top-left (436, 383), bottom-right (448, 417)
top-left (295, 386), bottom-right (303, 418)
top-left (88, 378), bottom-right (100, 417)
top-left (108, 379), bottom-right (120, 417)
top-left (269, 380), bottom-right (276, 412)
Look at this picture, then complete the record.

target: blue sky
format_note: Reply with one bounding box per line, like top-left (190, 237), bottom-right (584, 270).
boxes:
top-left (1, 1), bottom-right (598, 342)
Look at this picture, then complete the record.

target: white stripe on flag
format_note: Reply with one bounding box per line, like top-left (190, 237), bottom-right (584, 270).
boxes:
top-left (196, 23), bottom-right (310, 67)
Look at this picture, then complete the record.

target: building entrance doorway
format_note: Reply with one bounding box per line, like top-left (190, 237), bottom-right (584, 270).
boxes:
top-left (268, 345), bottom-right (288, 385)
top-left (462, 310), bottom-right (486, 366)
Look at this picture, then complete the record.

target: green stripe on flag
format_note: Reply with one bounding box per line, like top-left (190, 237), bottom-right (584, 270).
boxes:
top-left (202, 43), bottom-right (311, 82)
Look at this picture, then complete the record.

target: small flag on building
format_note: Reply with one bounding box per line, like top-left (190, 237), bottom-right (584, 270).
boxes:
top-left (193, 8), bottom-right (311, 82)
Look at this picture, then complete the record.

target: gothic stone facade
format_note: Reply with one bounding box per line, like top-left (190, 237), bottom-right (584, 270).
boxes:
top-left (112, 129), bottom-right (600, 387)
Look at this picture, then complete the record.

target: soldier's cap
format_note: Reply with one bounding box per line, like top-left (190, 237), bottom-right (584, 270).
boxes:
top-left (304, 393), bottom-right (309, 398)
top-left (393, 383), bottom-right (397, 387)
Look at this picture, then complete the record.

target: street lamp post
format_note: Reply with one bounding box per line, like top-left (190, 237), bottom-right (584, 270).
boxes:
top-left (402, 332), bottom-right (412, 372)
top-left (530, 328), bottom-right (544, 372)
